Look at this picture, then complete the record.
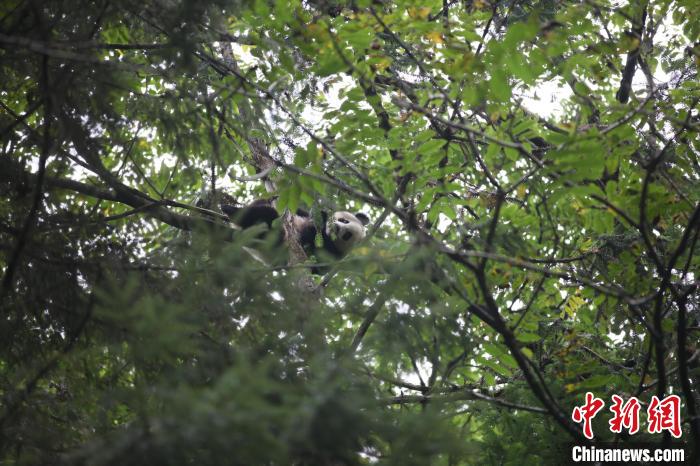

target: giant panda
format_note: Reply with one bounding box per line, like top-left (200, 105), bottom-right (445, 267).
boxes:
top-left (221, 199), bottom-right (369, 274)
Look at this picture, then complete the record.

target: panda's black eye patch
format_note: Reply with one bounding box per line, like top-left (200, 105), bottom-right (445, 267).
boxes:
top-left (338, 218), bottom-right (349, 224)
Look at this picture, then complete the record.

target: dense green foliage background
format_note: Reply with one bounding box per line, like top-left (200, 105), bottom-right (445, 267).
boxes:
top-left (1, 0), bottom-right (699, 464)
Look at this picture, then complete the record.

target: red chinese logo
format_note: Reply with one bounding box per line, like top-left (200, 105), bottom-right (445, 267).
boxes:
top-left (647, 395), bottom-right (682, 438)
top-left (572, 392), bottom-right (605, 439)
top-left (572, 393), bottom-right (684, 439)
top-left (609, 394), bottom-right (641, 434)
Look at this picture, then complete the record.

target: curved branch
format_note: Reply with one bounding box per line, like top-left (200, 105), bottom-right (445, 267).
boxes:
top-left (0, 157), bottom-right (232, 233)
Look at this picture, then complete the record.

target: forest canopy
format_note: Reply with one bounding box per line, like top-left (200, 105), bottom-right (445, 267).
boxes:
top-left (0, 0), bottom-right (699, 464)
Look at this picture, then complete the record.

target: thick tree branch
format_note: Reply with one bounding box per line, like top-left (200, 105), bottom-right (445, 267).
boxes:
top-left (0, 157), bottom-right (231, 233)
top-left (383, 389), bottom-right (548, 414)
top-left (0, 54), bottom-right (52, 300)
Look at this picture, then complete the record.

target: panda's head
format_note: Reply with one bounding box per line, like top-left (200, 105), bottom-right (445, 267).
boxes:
top-left (325, 211), bottom-right (370, 255)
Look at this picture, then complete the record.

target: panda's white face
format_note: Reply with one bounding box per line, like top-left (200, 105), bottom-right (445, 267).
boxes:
top-left (326, 211), bottom-right (368, 254)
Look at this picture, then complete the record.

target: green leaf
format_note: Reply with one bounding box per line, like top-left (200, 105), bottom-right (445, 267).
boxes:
top-left (516, 332), bottom-right (541, 343)
top-left (417, 138), bottom-right (445, 156)
top-left (490, 69), bottom-right (511, 101)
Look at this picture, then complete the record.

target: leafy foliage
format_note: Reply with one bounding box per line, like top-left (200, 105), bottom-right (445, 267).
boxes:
top-left (1, 0), bottom-right (699, 464)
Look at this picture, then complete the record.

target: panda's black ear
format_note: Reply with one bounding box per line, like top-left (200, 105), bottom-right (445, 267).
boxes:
top-left (355, 212), bottom-right (370, 226)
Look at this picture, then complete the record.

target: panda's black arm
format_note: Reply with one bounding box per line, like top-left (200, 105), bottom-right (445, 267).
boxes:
top-left (220, 204), bottom-right (240, 218)
top-left (222, 204), bottom-right (279, 229)
top-left (298, 222), bottom-right (317, 255)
